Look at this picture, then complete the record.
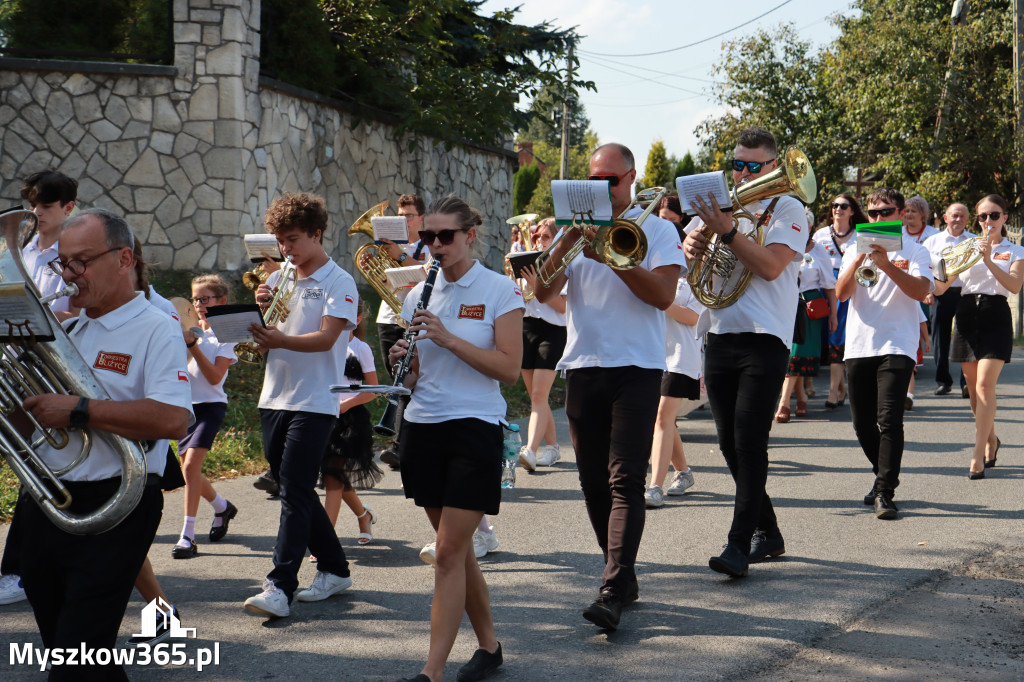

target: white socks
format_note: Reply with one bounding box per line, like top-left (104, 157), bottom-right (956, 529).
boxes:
top-left (210, 494), bottom-right (228, 514)
top-left (179, 516), bottom-right (196, 545)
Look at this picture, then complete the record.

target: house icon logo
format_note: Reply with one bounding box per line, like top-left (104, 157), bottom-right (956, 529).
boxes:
top-left (134, 597), bottom-right (196, 639)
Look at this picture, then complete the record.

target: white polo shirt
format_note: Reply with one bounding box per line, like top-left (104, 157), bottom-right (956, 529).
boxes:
top-left (402, 261), bottom-right (524, 425)
top-left (813, 225), bottom-right (854, 274)
top-left (558, 209), bottom-right (686, 371)
top-left (36, 292), bottom-right (194, 481)
top-left (841, 242), bottom-right (934, 361)
top-left (342, 336), bottom-right (375, 385)
top-left (958, 240), bottom-right (1024, 297)
top-left (690, 196), bottom-right (808, 348)
top-left (922, 229), bottom-right (972, 289)
top-left (523, 284), bottom-right (567, 327)
top-left (23, 234), bottom-right (70, 313)
top-left (904, 224), bottom-right (939, 246)
top-left (147, 285), bottom-right (178, 318)
top-left (799, 242), bottom-right (837, 293)
top-left (376, 242), bottom-right (430, 326)
top-left (187, 329), bottom-right (237, 404)
top-left (258, 259), bottom-right (358, 416)
top-left (665, 276), bottom-right (704, 380)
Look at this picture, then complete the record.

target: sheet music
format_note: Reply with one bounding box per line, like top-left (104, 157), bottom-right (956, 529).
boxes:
top-left (203, 304), bottom-right (265, 343)
top-left (552, 180), bottom-right (614, 226)
top-left (371, 216), bottom-right (409, 243)
top-left (385, 265), bottom-right (427, 289)
top-left (0, 282), bottom-right (55, 341)
top-left (676, 171), bottom-right (733, 215)
top-left (243, 234), bottom-right (283, 263)
top-left (855, 221), bottom-right (903, 253)
top-left (330, 384), bottom-right (412, 396)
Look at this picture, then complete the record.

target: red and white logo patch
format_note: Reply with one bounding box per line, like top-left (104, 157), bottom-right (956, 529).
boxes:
top-left (994, 252), bottom-right (1011, 261)
top-left (892, 259), bottom-right (909, 270)
top-left (178, 371), bottom-right (189, 383)
top-left (458, 304), bottom-right (486, 320)
top-left (345, 294), bottom-right (354, 303)
top-left (94, 351), bottom-right (132, 375)
top-left (791, 223), bottom-right (801, 231)
top-left (513, 285), bottom-right (522, 297)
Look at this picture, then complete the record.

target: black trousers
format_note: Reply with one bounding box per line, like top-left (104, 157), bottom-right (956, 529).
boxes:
top-left (846, 354), bottom-right (915, 493)
top-left (565, 366), bottom-right (660, 596)
top-left (933, 287), bottom-right (965, 388)
top-left (704, 333), bottom-right (790, 548)
top-left (0, 489), bottom-right (26, 575)
top-left (377, 322), bottom-right (405, 381)
top-left (20, 480), bottom-right (163, 682)
top-left (260, 409), bottom-right (350, 600)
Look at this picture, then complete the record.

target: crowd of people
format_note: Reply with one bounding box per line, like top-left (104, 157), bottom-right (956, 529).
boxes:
top-left (0, 136), bottom-right (1021, 681)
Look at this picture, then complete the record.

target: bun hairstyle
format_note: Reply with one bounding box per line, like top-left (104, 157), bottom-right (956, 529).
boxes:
top-left (975, 194), bottom-right (1009, 237)
top-left (426, 195), bottom-right (483, 232)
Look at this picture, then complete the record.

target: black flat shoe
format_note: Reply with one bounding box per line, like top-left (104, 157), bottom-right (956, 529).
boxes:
top-left (709, 544), bottom-right (749, 578)
top-left (749, 530), bottom-right (785, 563)
top-left (171, 537), bottom-right (197, 559)
top-left (824, 400), bottom-right (837, 410)
top-left (209, 501), bottom-right (238, 542)
top-left (456, 642), bottom-right (503, 682)
top-left (985, 438), bottom-right (1001, 468)
top-left (583, 589), bottom-right (622, 630)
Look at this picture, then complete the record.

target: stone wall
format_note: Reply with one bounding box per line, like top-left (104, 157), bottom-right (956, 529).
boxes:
top-left (0, 0), bottom-right (515, 276)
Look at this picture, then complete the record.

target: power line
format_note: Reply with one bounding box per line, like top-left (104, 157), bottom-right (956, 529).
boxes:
top-left (581, 58), bottom-right (706, 96)
top-left (579, 0), bottom-right (796, 58)
top-left (587, 95), bottom-right (704, 108)
top-left (582, 53), bottom-right (718, 84)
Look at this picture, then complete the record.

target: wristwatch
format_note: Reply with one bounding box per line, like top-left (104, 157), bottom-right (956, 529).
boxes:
top-left (720, 227), bottom-right (739, 245)
top-left (70, 397), bottom-right (90, 429)
top-left (398, 253), bottom-right (408, 264)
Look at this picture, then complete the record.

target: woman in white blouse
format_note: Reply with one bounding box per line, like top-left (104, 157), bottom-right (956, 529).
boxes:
top-left (934, 195), bottom-right (1024, 478)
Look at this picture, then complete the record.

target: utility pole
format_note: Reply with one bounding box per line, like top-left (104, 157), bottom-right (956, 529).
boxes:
top-left (559, 41), bottom-right (574, 180)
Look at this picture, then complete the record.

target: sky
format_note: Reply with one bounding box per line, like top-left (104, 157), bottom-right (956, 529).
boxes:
top-left (481, 0), bottom-right (859, 174)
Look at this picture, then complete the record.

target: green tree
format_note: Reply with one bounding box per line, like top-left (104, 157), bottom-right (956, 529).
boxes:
top-left (642, 140), bottom-right (672, 189)
top-left (261, 0), bottom-right (336, 92)
top-left (523, 130), bottom-right (601, 217)
top-left (517, 82), bottom-right (592, 148)
top-left (675, 152), bottom-right (696, 178)
top-left (513, 163), bottom-right (541, 215)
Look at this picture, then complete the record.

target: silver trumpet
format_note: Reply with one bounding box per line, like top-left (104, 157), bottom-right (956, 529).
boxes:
top-left (855, 255), bottom-right (879, 287)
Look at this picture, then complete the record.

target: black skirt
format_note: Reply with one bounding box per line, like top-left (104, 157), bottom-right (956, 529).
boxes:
top-left (951, 293), bottom-right (1013, 363)
top-left (322, 405), bottom-right (383, 490)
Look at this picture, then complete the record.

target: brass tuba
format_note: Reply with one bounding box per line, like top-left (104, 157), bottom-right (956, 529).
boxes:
top-left (503, 213), bottom-right (538, 302)
top-left (235, 256), bottom-right (298, 364)
top-left (687, 147), bottom-right (817, 308)
top-left (0, 209), bottom-right (148, 534)
top-left (348, 201), bottom-right (405, 317)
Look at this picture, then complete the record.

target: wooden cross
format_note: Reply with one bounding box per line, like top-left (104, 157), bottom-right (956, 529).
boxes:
top-left (843, 169), bottom-right (873, 200)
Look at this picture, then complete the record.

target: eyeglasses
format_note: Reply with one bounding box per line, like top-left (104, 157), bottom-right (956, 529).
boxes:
top-left (588, 173), bottom-right (628, 187)
top-left (48, 247), bottom-right (124, 276)
top-left (831, 202), bottom-right (851, 211)
top-left (191, 295), bottom-right (219, 305)
top-left (420, 228), bottom-right (467, 246)
top-left (398, 212), bottom-right (422, 218)
top-left (730, 159), bottom-right (775, 173)
top-left (978, 211), bottom-right (1003, 221)
top-left (866, 207), bottom-right (898, 219)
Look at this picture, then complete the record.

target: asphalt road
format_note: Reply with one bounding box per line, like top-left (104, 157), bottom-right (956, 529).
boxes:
top-left (2, 354), bottom-right (1024, 681)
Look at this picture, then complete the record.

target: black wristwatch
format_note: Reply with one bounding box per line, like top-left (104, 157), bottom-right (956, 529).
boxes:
top-left (398, 253), bottom-right (408, 264)
top-left (720, 227), bottom-right (739, 245)
top-left (70, 397), bottom-right (90, 429)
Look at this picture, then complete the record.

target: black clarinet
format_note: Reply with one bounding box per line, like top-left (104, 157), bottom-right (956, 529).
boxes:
top-left (374, 259), bottom-right (441, 436)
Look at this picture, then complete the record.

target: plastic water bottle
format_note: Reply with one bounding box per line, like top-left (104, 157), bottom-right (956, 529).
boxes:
top-left (501, 424), bottom-right (520, 489)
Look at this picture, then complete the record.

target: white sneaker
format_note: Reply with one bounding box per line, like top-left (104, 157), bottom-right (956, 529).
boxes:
top-left (473, 527), bottom-right (500, 558)
top-left (244, 580), bottom-right (289, 617)
top-left (0, 574), bottom-right (26, 605)
top-left (644, 485), bottom-right (665, 508)
top-left (296, 571), bottom-right (352, 602)
top-left (518, 446), bottom-right (536, 472)
top-left (419, 542), bottom-right (437, 566)
top-left (667, 469), bottom-right (695, 496)
top-left (536, 445), bottom-right (561, 467)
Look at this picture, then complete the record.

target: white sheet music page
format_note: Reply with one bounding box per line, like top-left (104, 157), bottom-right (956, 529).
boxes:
top-left (243, 234), bottom-right (283, 262)
top-left (676, 171), bottom-right (733, 216)
top-left (552, 180), bottom-right (614, 226)
top-left (384, 265), bottom-right (427, 289)
top-left (371, 216), bottom-right (409, 244)
top-left (204, 304), bottom-right (265, 343)
top-left (0, 282), bottom-right (54, 340)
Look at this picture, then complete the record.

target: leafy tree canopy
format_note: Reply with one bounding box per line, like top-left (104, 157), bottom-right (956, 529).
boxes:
top-left (641, 140), bottom-right (672, 189)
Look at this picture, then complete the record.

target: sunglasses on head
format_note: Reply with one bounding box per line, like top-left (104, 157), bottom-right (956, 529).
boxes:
top-left (866, 207), bottom-right (898, 219)
top-left (588, 174), bottom-right (624, 187)
top-left (978, 211), bottom-right (1003, 221)
top-left (730, 159), bottom-right (775, 173)
top-left (420, 228), bottom-right (467, 246)
top-left (831, 202), bottom-right (851, 211)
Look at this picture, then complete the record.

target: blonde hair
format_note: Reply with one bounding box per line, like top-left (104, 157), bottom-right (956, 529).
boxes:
top-left (191, 274), bottom-right (229, 300)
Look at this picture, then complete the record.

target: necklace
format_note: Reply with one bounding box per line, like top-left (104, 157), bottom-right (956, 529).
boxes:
top-left (831, 224), bottom-right (853, 239)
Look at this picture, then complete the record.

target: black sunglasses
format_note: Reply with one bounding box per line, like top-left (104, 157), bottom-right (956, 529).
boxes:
top-left (977, 211), bottom-right (1003, 221)
top-left (831, 202), bottom-right (851, 211)
top-left (420, 228), bottom-right (467, 246)
top-left (588, 174), bottom-right (623, 187)
top-left (730, 159), bottom-right (775, 173)
top-left (866, 207), bottom-right (898, 219)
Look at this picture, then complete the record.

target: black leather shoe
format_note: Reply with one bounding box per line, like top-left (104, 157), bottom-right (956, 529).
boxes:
top-left (209, 501), bottom-right (237, 542)
top-left (969, 469), bottom-right (985, 480)
top-left (749, 530), bottom-right (785, 563)
top-left (863, 487), bottom-right (876, 505)
top-left (623, 576), bottom-right (639, 606)
top-left (709, 544), bottom-right (749, 577)
top-left (874, 491), bottom-right (898, 520)
top-left (171, 537), bottom-right (197, 559)
top-left (583, 589), bottom-right (622, 630)
top-left (380, 448), bottom-right (401, 471)
top-left (456, 642), bottom-right (502, 682)
top-left (397, 675), bottom-right (431, 682)
top-left (985, 437), bottom-right (1001, 468)
top-left (935, 384), bottom-right (952, 395)
top-left (253, 472), bottom-right (280, 497)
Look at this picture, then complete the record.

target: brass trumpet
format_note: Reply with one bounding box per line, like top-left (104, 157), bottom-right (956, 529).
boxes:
top-left (235, 256), bottom-right (297, 364)
top-left (242, 262), bottom-right (271, 290)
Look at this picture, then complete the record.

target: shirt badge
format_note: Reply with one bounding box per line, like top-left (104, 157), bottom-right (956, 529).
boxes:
top-left (302, 288), bottom-right (324, 299)
top-left (994, 252), bottom-right (1011, 261)
top-left (178, 371), bottom-right (190, 382)
top-left (892, 259), bottom-right (909, 270)
top-left (94, 351), bottom-right (131, 375)
top-left (458, 304), bottom-right (486, 320)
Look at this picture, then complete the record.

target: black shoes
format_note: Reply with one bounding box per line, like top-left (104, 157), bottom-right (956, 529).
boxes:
top-left (171, 537), bottom-right (197, 559)
top-left (874, 491), bottom-right (898, 520)
top-left (380, 448), bottom-right (401, 471)
top-left (969, 469), bottom-right (985, 480)
top-left (749, 530), bottom-right (785, 563)
top-left (209, 501), bottom-right (238, 542)
top-left (709, 544), bottom-right (749, 578)
top-left (935, 384), bottom-right (952, 395)
top-left (253, 472), bottom-right (280, 497)
top-left (583, 589), bottom-right (623, 630)
top-left (985, 437), bottom-right (1001, 468)
top-left (863, 487), bottom-right (876, 505)
top-left (456, 642), bottom-right (503, 682)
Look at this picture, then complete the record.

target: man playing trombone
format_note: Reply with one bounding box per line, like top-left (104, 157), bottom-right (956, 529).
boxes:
top-left (536, 143), bottom-right (683, 631)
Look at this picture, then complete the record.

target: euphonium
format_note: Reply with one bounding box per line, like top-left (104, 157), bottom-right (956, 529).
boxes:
top-left (535, 187), bottom-right (664, 286)
top-left (235, 256), bottom-right (298, 364)
top-left (0, 209), bottom-right (147, 535)
top-left (688, 147), bottom-right (817, 308)
top-left (348, 201), bottom-right (405, 317)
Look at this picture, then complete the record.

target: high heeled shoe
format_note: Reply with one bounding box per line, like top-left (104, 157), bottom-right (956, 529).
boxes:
top-left (969, 469), bottom-right (985, 480)
top-left (795, 401), bottom-right (808, 417)
top-left (985, 437), bottom-right (1001, 468)
top-left (774, 406), bottom-right (791, 423)
top-left (356, 505), bottom-right (378, 545)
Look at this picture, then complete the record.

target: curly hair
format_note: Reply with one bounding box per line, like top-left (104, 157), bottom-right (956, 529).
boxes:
top-left (264, 192), bottom-right (328, 240)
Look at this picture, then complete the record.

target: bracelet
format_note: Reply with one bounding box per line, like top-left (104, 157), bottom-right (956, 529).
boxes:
top-left (186, 338), bottom-right (198, 348)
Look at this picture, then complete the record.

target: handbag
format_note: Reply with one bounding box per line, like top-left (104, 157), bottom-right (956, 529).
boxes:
top-left (805, 297), bottom-right (830, 320)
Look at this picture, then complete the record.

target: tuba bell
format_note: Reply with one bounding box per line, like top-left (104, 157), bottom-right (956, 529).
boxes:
top-left (348, 201), bottom-right (406, 317)
top-left (687, 147), bottom-right (817, 309)
top-left (0, 209), bottom-right (148, 534)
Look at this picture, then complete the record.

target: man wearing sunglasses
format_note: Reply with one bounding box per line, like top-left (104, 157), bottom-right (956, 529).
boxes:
top-left (922, 203), bottom-right (970, 397)
top-left (683, 127), bottom-right (809, 579)
top-left (536, 143), bottom-right (684, 631)
top-left (835, 188), bottom-right (934, 520)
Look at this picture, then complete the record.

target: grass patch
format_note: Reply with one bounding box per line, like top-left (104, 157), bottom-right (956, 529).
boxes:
top-left (0, 272), bottom-right (564, 520)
